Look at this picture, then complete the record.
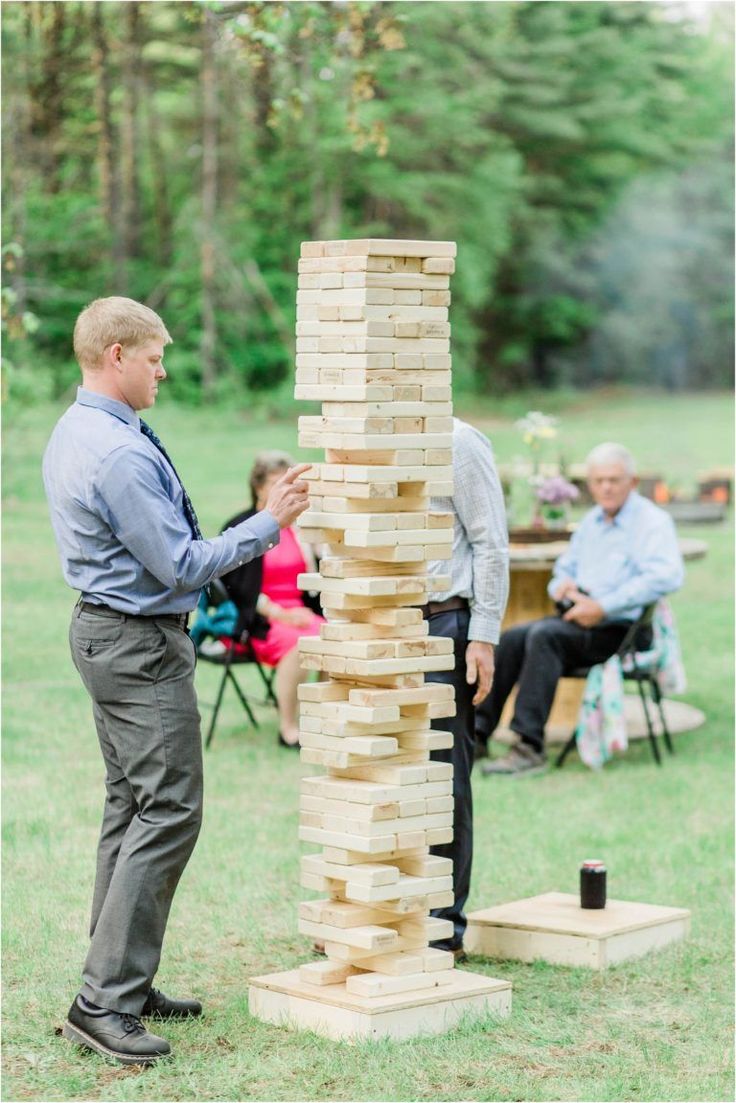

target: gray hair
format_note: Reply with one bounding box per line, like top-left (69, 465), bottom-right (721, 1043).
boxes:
top-left (585, 442), bottom-right (637, 476)
top-left (249, 449), bottom-right (294, 505)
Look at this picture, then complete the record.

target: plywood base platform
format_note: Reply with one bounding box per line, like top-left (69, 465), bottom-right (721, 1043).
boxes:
top-left (466, 892), bottom-right (690, 969)
top-left (249, 967), bottom-right (511, 1041)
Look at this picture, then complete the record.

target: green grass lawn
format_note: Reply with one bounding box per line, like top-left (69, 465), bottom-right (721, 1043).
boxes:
top-left (2, 389), bottom-right (734, 1102)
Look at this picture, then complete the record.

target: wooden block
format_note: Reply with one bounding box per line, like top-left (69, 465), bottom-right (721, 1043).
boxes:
top-left (421, 947), bottom-right (455, 971)
top-left (299, 900), bottom-right (412, 929)
top-left (396, 730), bottom-right (453, 752)
top-left (323, 239), bottom-right (456, 258)
top-left (323, 931), bottom-right (428, 963)
top-left (344, 874), bottom-right (454, 905)
top-left (299, 824), bottom-right (398, 852)
top-left (321, 401), bottom-right (452, 418)
top-left (302, 856), bottom-right (400, 886)
top-left (343, 464), bottom-right (454, 483)
top-left (249, 969), bottom-right (512, 1043)
top-left (350, 305), bottom-right (449, 323)
top-left (422, 257), bottom-right (455, 274)
top-left (321, 812), bottom-right (453, 838)
top-left (295, 385), bottom-right (394, 402)
top-left (356, 950), bottom-right (427, 976)
top-left (346, 970), bottom-right (454, 998)
top-left (300, 796), bottom-right (400, 822)
top-left (320, 560), bottom-right (428, 577)
top-left (301, 775), bottom-right (450, 805)
top-left (298, 960), bottom-right (359, 987)
top-left (321, 621), bottom-right (429, 642)
top-left (422, 290), bottom-right (451, 307)
top-left (348, 684), bottom-right (453, 708)
top-left (297, 682), bottom-right (350, 703)
top-left (465, 893), bottom-right (691, 969)
top-left (296, 320), bottom-right (396, 336)
top-left (299, 918), bottom-right (399, 952)
top-left (298, 731), bottom-right (399, 757)
top-left (305, 480), bottom-right (400, 501)
top-left (300, 241), bottom-right (325, 257)
top-left (332, 762), bottom-right (429, 785)
top-left (322, 845), bottom-right (428, 866)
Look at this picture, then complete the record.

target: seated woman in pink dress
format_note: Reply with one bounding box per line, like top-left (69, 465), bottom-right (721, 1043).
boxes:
top-left (220, 451), bottom-right (323, 748)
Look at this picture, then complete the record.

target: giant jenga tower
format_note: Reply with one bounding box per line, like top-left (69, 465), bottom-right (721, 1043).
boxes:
top-left (249, 239), bottom-right (511, 1042)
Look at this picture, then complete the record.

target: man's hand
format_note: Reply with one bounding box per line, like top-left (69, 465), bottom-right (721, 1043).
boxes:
top-left (466, 641), bottom-right (495, 707)
top-left (563, 595), bottom-right (606, 627)
top-left (552, 577), bottom-right (579, 602)
top-left (264, 464), bottom-right (311, 528)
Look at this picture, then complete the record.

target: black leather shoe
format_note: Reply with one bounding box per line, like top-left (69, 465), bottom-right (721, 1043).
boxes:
top-left (62, 996), bottom-right (171, 1065)
top-left (141, 987), bottom-right (202, 1020)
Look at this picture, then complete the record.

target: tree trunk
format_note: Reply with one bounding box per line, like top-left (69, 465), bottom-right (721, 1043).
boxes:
top-left (143, 66), bottom-right (172, 269)
top-left (91, 2), bottom-right (123, 280)
top-left (120, 1), bottom-right (142, 275)
top-left (29, 1), bottom-right (66, 193)
top-left (200, 9), bottom-right (219, 400)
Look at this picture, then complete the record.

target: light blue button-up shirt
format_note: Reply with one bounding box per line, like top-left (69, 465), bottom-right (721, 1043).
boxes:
top-left (43, 388), bottom-right (280, 615)
top-left (548, 491), bottom-right (684, 621)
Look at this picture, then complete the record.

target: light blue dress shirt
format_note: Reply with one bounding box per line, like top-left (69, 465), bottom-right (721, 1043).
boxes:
top-left (548, 491), bottom-right (684, 622)
top-left (43, 388), bottom-right (280, 615)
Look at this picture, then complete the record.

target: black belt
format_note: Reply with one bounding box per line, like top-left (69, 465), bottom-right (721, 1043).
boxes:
top-left (421, 596), bottom-right (469, 619)
top-left (79, 601), bottom-right (189, 630)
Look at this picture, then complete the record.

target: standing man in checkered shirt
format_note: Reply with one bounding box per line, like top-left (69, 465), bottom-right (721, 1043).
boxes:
top-left (423, 417), bottom-right (509, 958)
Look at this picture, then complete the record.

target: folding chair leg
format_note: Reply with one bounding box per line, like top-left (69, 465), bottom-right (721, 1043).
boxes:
top-left (650, 678), bottom-right (674, 755)
top-left (253, 659), bottom-right (278, 707)
top-left (636, 677), bottom-right (661, 764)
top-left (555, 731), bottom-right (578, 768)
top-left (205, 668), bottom-right (229, 750)
top-left (226, 668), bottom-right (259, 728)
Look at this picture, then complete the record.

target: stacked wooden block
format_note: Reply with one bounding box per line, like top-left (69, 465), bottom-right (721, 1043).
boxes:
top-left (293, 238), bottom-right (459, 999)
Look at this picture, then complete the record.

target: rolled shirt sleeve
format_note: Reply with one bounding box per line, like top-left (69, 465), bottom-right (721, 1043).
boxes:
top-left (452, 426), bottom-right (510, 644)
top-left (96, 447), bottom-right (280, 594)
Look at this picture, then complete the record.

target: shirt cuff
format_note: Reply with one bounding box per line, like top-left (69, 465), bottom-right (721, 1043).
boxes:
top-left (468, 613), bottom-right (500, 646)
top-left (235, 509), bottom-right (281, 554)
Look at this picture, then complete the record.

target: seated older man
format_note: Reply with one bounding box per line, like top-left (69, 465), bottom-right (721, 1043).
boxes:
top-left (476, 442), bottom-right (684, 776)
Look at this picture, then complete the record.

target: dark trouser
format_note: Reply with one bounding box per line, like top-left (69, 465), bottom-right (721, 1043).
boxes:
top-left (425, 608), bottom-right (474, 951)
top-left (475, 617), bottom-right (629, 753)
top-left (69, 604), bottom-right (203, 1015)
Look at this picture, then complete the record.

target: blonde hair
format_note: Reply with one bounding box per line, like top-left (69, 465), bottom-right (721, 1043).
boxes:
top-left (73, 296), bottom-right (172, 372)
top-left (249, 450), bottom-right (293, 506)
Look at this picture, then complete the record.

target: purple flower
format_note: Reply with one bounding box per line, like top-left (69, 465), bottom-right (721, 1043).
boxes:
top-left (534, 475), bottom-right (580, 506)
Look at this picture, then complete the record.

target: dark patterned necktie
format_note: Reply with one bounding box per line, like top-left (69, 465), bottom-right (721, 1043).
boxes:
top-left (140, 419), bottom-right (203, 541)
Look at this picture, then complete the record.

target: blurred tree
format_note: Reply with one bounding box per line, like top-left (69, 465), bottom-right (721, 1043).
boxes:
top-left (1, 0), bottom-right (731, 401)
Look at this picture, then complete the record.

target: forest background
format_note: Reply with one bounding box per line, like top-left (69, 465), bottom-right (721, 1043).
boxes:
top-left (1, 0), bottom-right (734, 408)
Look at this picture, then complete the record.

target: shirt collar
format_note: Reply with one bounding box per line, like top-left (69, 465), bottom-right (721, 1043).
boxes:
top-left (593, 490), bottom-right (639, 528)
top-left (76, 387), bottom-right (140, 431)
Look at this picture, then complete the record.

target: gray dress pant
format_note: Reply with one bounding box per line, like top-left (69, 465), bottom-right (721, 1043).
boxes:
top-left (69, 603), bottom-right (203, 1015)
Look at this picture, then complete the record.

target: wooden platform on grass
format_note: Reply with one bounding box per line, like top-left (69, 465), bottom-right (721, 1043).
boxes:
top-left (249, 968), bottom-right (511, 1042)
top-left (465, 892), bottom-right (690, 969)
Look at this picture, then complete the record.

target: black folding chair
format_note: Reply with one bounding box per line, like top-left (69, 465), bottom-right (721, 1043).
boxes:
top-left (196, 579), bottom-right (277, 749)
top-left (556, 601), bottom-right (674, 768)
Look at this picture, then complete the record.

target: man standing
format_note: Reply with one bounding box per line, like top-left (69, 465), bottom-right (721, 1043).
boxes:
top-left (476, 442), bottom-right (684, 776)
top-left (424, 417), bottom-right (509, 958)
top-left (43, 297), bottom-right (309, 1064)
